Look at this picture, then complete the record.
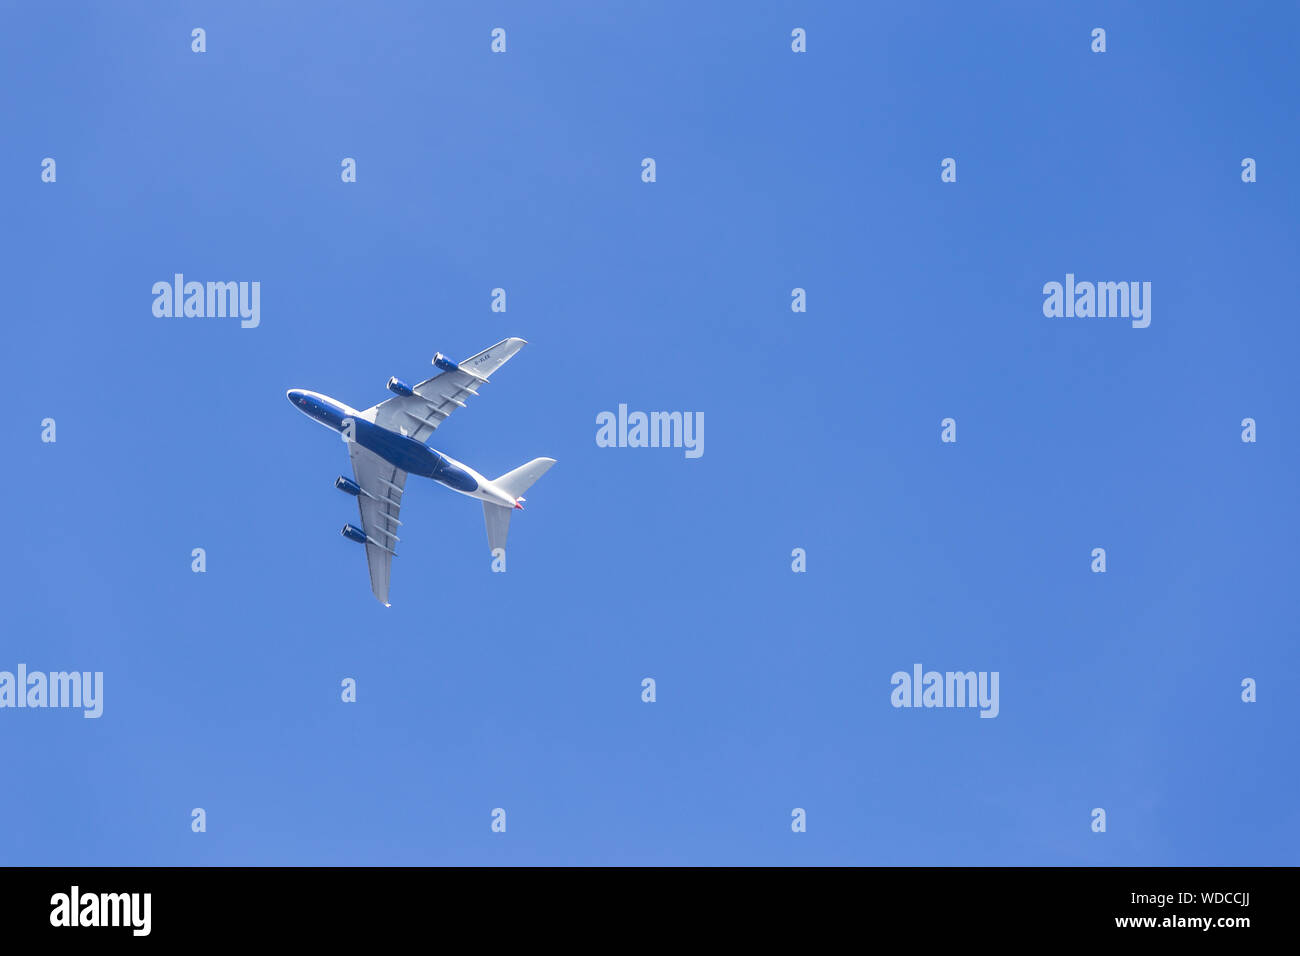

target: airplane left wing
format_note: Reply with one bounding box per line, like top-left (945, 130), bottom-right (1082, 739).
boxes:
top-left (368, 337), bottom-right (527, 443)
top-left (347, 442), bottom-right (407, 606)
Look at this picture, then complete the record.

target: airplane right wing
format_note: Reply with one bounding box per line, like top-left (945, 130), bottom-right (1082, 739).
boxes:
top-left (347, 442), bottom-right (407, 606)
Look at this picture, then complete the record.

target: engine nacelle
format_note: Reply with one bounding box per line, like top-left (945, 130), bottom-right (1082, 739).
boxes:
top-left (387, 376), bottom-right (414, 397)
top-left (341, 524), bottom-right (367, 544)
top-left (334, 476), bottom-right (361, 496)
top-left (433, 352), bottom-right (460, 373)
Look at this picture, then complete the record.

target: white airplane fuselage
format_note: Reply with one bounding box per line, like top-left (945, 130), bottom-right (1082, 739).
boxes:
top-left (286, 389), bottom-right (522, 510)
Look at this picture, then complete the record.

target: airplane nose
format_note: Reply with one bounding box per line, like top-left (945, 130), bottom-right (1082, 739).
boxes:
top-left (286, 389), bottom-right (301, 403)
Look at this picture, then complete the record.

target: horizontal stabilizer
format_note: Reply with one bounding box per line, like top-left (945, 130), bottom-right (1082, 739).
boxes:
top-left (484, 503), bottom-right (512, 555)
top-left (484, 457), bottom-right (555, 553)
top-left (495, 457), bottom-right (556, 500)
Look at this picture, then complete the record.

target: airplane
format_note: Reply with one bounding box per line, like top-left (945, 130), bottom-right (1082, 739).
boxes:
top-left (286, 337), bottom-right (555, 606)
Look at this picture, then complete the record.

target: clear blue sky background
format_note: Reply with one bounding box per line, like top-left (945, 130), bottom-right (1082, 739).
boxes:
top-left (2, 1), bottom-right (1296, 865)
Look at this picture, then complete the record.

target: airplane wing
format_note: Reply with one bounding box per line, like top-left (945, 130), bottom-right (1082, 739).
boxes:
top-left (367, 337), bottom-right (527, 443)
top-left (347, 442), bottom-right (407, 606)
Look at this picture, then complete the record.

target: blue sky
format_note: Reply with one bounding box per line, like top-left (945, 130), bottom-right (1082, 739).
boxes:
top-left (2, 1), bottom-right (1296, 865)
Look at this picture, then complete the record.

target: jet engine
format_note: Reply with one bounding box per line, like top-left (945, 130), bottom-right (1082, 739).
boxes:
top-left (433, 352), bottom-right (460, 373)
top-left (341, 524), bottom-right (367, 544)
top-left (387, 376), bottom-right (414, 397)
top-left (334, 476), bottom-right (362, 496)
